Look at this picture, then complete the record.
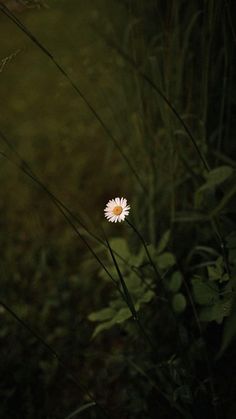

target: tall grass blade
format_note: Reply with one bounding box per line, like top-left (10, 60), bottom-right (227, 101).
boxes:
top-left (0, 149), bottom-right (120, 287)
top-left (0, 299), bottom-right (110, 419)
top-left (104, 231), bottom-right (155, 351)
top-left (0, 2), bottom-right (146, 192)
top-left (98, 34), bottom-right (210, 172)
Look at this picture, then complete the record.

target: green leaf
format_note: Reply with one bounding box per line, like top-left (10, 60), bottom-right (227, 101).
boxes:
top-left (206, 165), bottom-right (233, 185)
top-left (130, 248), bottom-right (145, 267)
top-left (88, 307), bottom-right (115, 322)
top-left (110, 299), bottom-right (126, 311)
top-left (113, 307), bottom-right (132, 323)
top-left (210, 182), bottom-right (236, 217)
top-left (207, 257), bottom-right (229, 282)
top-left (199, 299), bottom-right (231, 324)
top-left (195, 166), bottom-right (234, 208)
top-left (156, 252), bottom-right (175, 269)
top-left (138, 290), bottom-right (155, 304)
top-left (168, 271), bottom-right (183, 293)
top-left (91, 307), bottom-right (133, 338)
top-left (202, 166), bottom-right (234, 190)
top-left (192, 278), bottom-right (219, 305)
top-left (172, 293), bottom-right (187, 313)
top-left (109, 238), bottom-right (130, 259)
top-left (99, 265), bottom-right (119, 282)
top-left (65, 402), bottom-right (96, 419)
top-left (157, 230), bottom-right (171, 254)
top-left (207, 266), bottom-right (221, 281)
top-left (125, 274), bottom-right (142, 293)
top-left (106, 237), bottom-right (137, 319)
top-left (92, 319), bottom-right (116, 338)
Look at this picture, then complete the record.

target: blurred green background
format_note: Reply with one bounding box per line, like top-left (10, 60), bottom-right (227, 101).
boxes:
top-left (0, 1), bottom-right (236, 418)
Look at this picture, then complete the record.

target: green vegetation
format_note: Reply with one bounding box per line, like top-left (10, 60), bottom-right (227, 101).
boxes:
top-left (0, 1), bottom-right (236, 418)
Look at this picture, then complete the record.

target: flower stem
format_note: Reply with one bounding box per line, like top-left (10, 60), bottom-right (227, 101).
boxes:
top-left (104, 231), bottom-right (156, 352)
top-left (125, 219), bottom-right (163, 284)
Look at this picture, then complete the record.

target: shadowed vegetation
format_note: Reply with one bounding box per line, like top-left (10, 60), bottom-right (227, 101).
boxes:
top-left (0, 1), bottom-right (236, 418)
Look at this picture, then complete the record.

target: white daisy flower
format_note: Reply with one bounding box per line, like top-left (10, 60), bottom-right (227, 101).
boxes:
top-left (104, 197), bottom-right (130, 223)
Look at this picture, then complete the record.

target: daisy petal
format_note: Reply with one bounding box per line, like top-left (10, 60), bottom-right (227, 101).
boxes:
top-left (104, 197), bottom-right (130, 223)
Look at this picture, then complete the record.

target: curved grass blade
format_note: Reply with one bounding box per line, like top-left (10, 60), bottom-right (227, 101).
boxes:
top-left (0, 150), bottom-right (119, 288)
top-left (0, 2), bottom-right (146, 192)
top-left (103, 230), bottom-right (155, 351)
top-left (0, 299), bottom-right (110, 419)
top-left (0, 130), bottom-right (147, 279)
top-left (97, 34), bottom-right (210, 172)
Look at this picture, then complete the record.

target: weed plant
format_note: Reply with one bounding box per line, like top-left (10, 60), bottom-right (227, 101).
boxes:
top-left (0, 1), bottom-right (236, 418)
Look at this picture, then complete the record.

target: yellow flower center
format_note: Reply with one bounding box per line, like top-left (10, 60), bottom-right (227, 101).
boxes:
top-left (112, 205), bottom-right (123, 216)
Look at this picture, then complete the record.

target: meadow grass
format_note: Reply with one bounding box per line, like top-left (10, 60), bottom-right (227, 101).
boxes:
top-left (0, 1), bottom-right (235, 418)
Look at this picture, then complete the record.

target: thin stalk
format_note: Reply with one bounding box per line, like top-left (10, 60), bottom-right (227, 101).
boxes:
top-left (0, 133), bottom-right (165, 309)
top-left (0, 129), bottom-right (143, 276)
top-left (0, 152), bottom-right (159, 342)
top-left (125, 218), bottom-right (163, 284)
top-left (0, 5), bottom-right (229, 281)
top-left (0, 299), bottom-right (110, 419)
top-left (104, 231), bottom-right (155, 352)
top-left (101, 37), bottom-right (231, 278)
top-left (97, 34), bottom-right (210, 172)
top-left (0, 2), bottom-right (146, 193)
top-left (129, 360), bottom-right (193, 419)
top-left (0, 150), bottom-right (122, 291)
